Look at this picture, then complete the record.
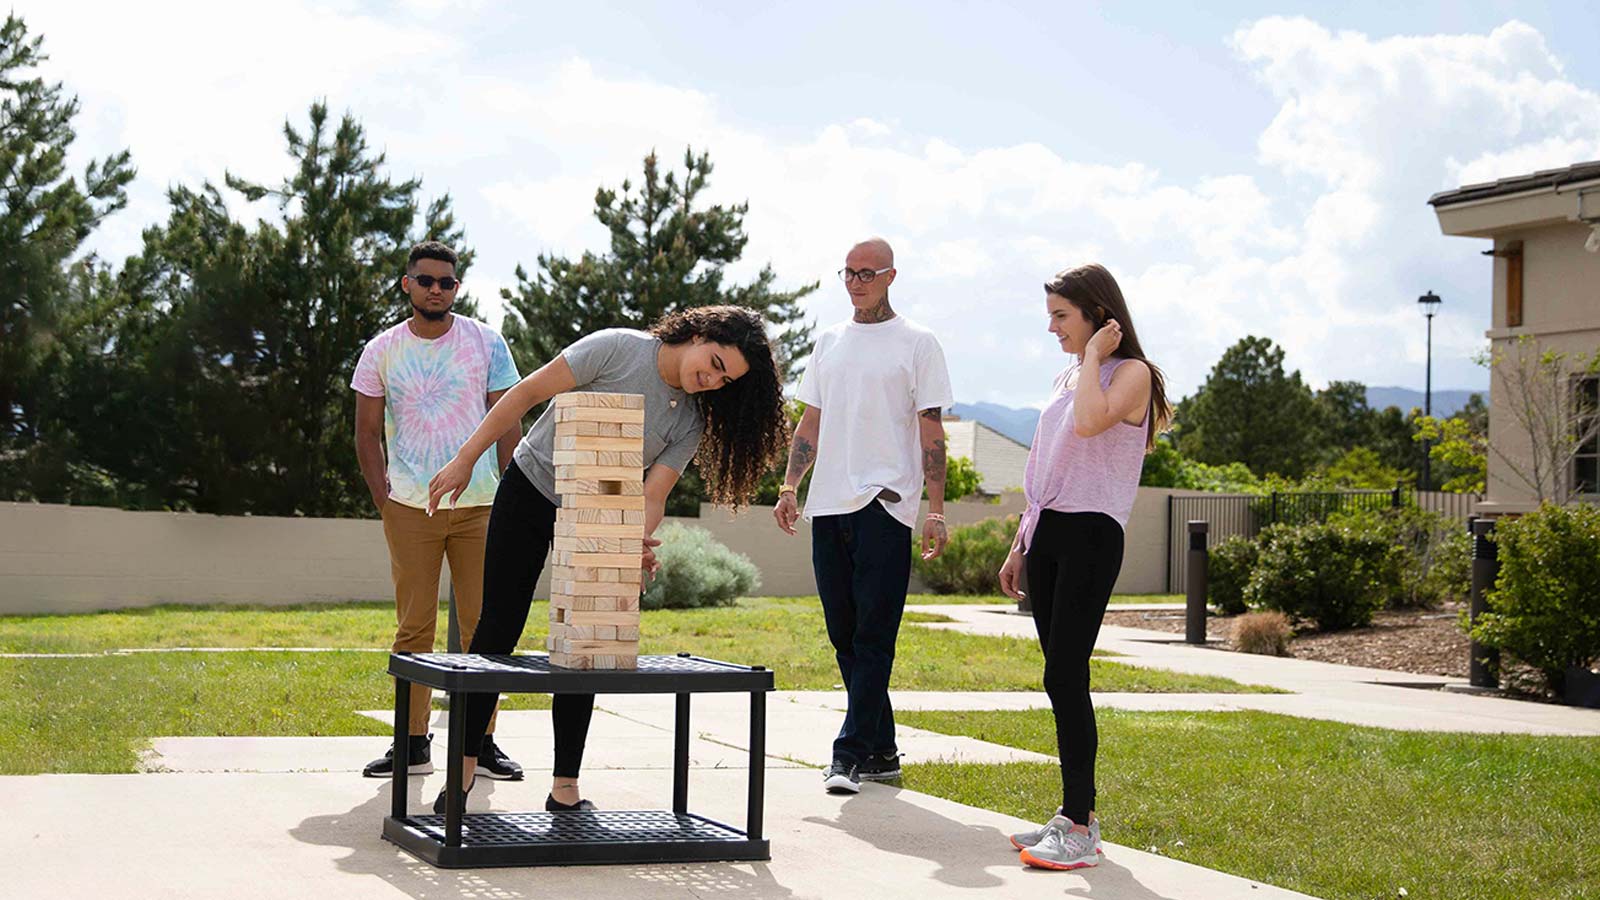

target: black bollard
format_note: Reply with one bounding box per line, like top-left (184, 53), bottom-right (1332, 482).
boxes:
top-left (1186, 521), bottom-right (1209, 644)
top-left (1469, 518), bottom-right (1500, 689)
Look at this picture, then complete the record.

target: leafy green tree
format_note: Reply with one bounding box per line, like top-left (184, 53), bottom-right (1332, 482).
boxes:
top-left (82, 103), bottom-right (465, 515)
top-left (1413, 392), bottom-right (1487, 493)
top-left (0, 14), bottom-right (134, 501)
top-left (1176, 336), bottom-right (1320, 478)
top-left (1318, 446), bottom-right (1409, 490)
top-left (1313, 380), bottom-right (1373, 460)
top-left (500, 148), bottom-right (816, 379)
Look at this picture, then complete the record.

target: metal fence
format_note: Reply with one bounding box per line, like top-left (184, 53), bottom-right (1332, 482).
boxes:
top-left (1164, 487), bottom-right (1484, 593)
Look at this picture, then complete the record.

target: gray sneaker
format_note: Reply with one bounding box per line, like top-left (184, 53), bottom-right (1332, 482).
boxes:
top-left (1008, 807), bottom-right (1064, 850)
top-left (1019, 816), bottom-right (1100, 870)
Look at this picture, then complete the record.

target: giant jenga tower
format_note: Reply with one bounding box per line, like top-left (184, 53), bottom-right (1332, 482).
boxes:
top-left (546, 392), bottom-right (646, 670)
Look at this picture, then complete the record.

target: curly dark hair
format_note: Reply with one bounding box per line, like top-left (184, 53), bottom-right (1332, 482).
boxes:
top-left (649, 305), bottom-right (788, 508)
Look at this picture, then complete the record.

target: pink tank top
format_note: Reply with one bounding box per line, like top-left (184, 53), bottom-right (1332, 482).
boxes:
top-left (1019, 357), bottom-right (1148, 551)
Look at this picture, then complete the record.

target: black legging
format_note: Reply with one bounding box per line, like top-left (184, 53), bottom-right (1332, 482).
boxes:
top-left (461, 463), bottom-right (594, 778)
top-left (1024, 510), bottom-right (1124, 823)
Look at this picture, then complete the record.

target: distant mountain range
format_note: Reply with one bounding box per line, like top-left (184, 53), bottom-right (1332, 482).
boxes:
top-left (951, 386), bottom-right (1486, 447)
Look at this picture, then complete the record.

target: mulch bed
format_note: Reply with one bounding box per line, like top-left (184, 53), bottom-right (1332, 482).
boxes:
top-left (1104, 602), bottom-right (1472, 679)
top-left (1102, 603), bottom-right (1561, 702)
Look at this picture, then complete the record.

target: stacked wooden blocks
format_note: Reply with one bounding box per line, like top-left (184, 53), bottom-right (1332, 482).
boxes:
top-left (546, 391), bottom-right (647, 670)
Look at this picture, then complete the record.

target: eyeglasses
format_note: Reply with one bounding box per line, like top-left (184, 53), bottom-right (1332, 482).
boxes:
top-left (409, 275), bottom-right (459, 291)
top-left (837, 266), bottom-right (893, 284)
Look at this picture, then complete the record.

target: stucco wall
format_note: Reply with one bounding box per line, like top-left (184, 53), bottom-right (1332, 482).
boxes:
top-left (1483, 222), bottom-right (1600, 509)
top-left (0, 488), bottom-right (1191, 615)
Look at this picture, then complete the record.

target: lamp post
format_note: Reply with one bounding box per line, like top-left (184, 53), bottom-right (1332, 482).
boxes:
top-left (1418, 290), bottom-right (1442, 490)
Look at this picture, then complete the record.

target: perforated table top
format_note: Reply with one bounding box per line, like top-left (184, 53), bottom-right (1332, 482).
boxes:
top-left (388, 652), bottom-right (774, 693)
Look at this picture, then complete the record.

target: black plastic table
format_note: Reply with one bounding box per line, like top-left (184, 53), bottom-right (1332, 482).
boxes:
top-left (382, 651), bottom-right (773, 868)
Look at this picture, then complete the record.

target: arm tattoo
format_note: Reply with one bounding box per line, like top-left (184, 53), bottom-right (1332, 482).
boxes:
top-left (922, 437), bottom-right (947, 484)
top-left (919, 407), bottom-right (942, 423)
top-left (785, 435), bottom-right (816, 484)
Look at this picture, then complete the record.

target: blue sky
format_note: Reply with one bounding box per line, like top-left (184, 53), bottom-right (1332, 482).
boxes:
top-left (26, 1), bottom-right (1600, 406)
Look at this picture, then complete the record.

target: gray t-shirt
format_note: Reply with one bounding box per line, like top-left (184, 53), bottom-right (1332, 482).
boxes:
top-left (513, 328), bottom-right (704, 504)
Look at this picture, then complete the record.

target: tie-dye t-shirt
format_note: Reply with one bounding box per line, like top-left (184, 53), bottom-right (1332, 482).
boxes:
top-left (351, 316), bottom-right (520, 509)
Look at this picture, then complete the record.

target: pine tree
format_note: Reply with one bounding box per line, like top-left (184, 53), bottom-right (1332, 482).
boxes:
top-left (0, 14), bottom-right (134, 500)
top-left (501, 148), bottom-right (816, 379)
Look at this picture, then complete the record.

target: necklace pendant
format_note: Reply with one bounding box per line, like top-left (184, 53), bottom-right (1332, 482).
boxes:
top-left (669, 399), bottom-right (678, 408)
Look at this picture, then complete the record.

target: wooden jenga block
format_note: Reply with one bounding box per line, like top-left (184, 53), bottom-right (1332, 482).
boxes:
top-left (617, 625), bottom-right (640, 641)
top-left (554, 392), bottom-right (645, 410)
top-left (556, 521), bottom-right (648, 538)
top-left (555, 464), bottom-right (645, 482)
top-left (559, 508), bottom-right (627, 524)
top-left (554, 579), bottom-right (640, 598)
top-left (556, 479), bottom-right (645, 497)
top-left (565, 610), bottom-right (639, 626)
top-left (562, 493), bottom-right (646, 510)
top-left (556, 434), bottom-right (648, 452)
top-left (552, 449), bottom-right (645, 467)
top-left (553, 536), bottom-right (644, 554)
top-left (555, 406), bottom-right (646, 425)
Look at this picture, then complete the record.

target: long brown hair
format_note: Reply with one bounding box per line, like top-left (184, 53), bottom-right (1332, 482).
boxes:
top-left (649, 305), bottom-right (787, 508)
top-left (1044, 263), bottom-right (1172, 449)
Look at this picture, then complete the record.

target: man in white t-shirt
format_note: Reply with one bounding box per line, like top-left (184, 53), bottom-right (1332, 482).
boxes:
top-left (774, 237), bottom-right (954, 794)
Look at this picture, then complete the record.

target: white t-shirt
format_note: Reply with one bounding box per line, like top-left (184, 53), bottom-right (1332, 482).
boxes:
top-left (796, 316), bottom-right (954, 529)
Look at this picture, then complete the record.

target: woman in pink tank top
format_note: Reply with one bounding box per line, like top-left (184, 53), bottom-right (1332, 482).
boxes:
top-left (997, 263), bottom-right (1172, 871)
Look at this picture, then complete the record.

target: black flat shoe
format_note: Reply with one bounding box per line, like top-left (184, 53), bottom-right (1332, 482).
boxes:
top-left (545, 793), bottom-right (597, 812)
top-left (432, 779), bottom-right (474, 815)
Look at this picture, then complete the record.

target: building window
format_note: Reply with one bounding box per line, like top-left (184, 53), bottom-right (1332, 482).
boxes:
top-left (1575, 375), bottom-right (1600, 497)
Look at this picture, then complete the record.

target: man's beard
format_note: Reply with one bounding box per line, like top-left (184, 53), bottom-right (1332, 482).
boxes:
top-left (412, 299), bottom-right (453, 322)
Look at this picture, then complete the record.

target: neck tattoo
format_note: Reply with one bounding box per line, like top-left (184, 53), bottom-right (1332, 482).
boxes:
top-left (853, 299), bottom-right (895, 324)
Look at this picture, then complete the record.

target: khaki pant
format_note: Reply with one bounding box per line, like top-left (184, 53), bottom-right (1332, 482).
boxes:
top-left (381, 500), bottom-right (498, 736)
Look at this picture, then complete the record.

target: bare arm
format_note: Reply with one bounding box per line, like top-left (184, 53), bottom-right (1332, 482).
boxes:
top-left (919, 407), bottom-right (947, 514)
top-left (487, 388), bottom-right (518, 472)
top-left (354, 393), bottom-right (388, 513)
top-left (429, 356), bottom-right (578, 513)
top-left (640, 463), bottom-right (682, 579)
top-left (784, 405), bottom-right (821, 486)
top-left (1073, 347), bottom-right (1151, 437)
top-left (918, 406), bottom-right (949, 560)
top-left (773, 405), bottom-right (820, 535)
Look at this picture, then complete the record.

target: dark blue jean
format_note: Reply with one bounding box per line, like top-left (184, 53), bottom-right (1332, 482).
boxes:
top-left (812, 499), bottom-right (913, 765)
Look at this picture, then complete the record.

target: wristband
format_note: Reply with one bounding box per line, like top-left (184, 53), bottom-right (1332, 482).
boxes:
top-left (780, 484), bottom-right (797, 496)
top-left (925, 512), bottom-right (946, 522)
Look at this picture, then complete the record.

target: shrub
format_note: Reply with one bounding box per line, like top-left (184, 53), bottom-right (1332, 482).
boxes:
top-left (914, 515), bottom-right (1018, 595)
top-left (1473, 503), bottom-right (1600, 697)
top-left (1232, 611), bottom-right (1292, 656)
top-left (640, 523), bottom-right (760, 610)
top-left (1243, 521), bottom-right (1396, 630)
top-left (1330, 506), bottom-right (1471, 608)
top-left (1207, 536), bottom-right (1259, 615)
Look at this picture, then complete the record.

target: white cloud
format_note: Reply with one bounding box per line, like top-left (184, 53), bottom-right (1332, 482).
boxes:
top-left (24, 4), bottom-right (1599, 407)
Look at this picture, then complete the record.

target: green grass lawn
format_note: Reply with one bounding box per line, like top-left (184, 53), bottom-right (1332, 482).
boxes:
top-left (0, 599), bottom-right (1273, 773)
top-left (897, 708), bottom-right (1600, 900)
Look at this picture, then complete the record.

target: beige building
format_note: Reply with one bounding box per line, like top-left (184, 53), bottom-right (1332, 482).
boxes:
top-left (943, 416), bottom-right (1031, 495)
top-left (1431, 160), bottom-right (1600, 512)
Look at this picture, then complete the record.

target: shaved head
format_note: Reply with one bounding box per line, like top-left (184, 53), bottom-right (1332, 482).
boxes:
top-left (848, 237), bottom-right (895, 269)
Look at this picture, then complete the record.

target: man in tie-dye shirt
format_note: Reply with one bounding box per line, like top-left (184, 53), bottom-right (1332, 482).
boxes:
top-left (351, 241), bottom-right (525, 780)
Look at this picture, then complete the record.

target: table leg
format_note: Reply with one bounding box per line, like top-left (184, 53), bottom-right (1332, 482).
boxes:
top-left (392, 675), bottom-right (409, 819)
top-left (673, 692), bottom-right (690, 815)
top-left (747, 689), bottom-right (765, 841)
top-left (445, 689), bottom-right (465, 847)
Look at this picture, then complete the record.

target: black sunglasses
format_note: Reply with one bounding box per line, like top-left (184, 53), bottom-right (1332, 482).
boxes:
top-left (409, 274), bottom-right (459, 291)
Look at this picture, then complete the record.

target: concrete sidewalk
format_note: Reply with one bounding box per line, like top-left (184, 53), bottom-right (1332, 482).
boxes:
top-left (0, 768), bottom-right (1319, 900)
top-left (15, 697), bottom-right (1323, 900)
top-left (912, 604), bottom-right (1600, 736)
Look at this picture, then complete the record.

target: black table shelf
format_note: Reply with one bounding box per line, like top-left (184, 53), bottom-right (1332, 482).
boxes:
top-left (382, 651), bottom-right (772, 869)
